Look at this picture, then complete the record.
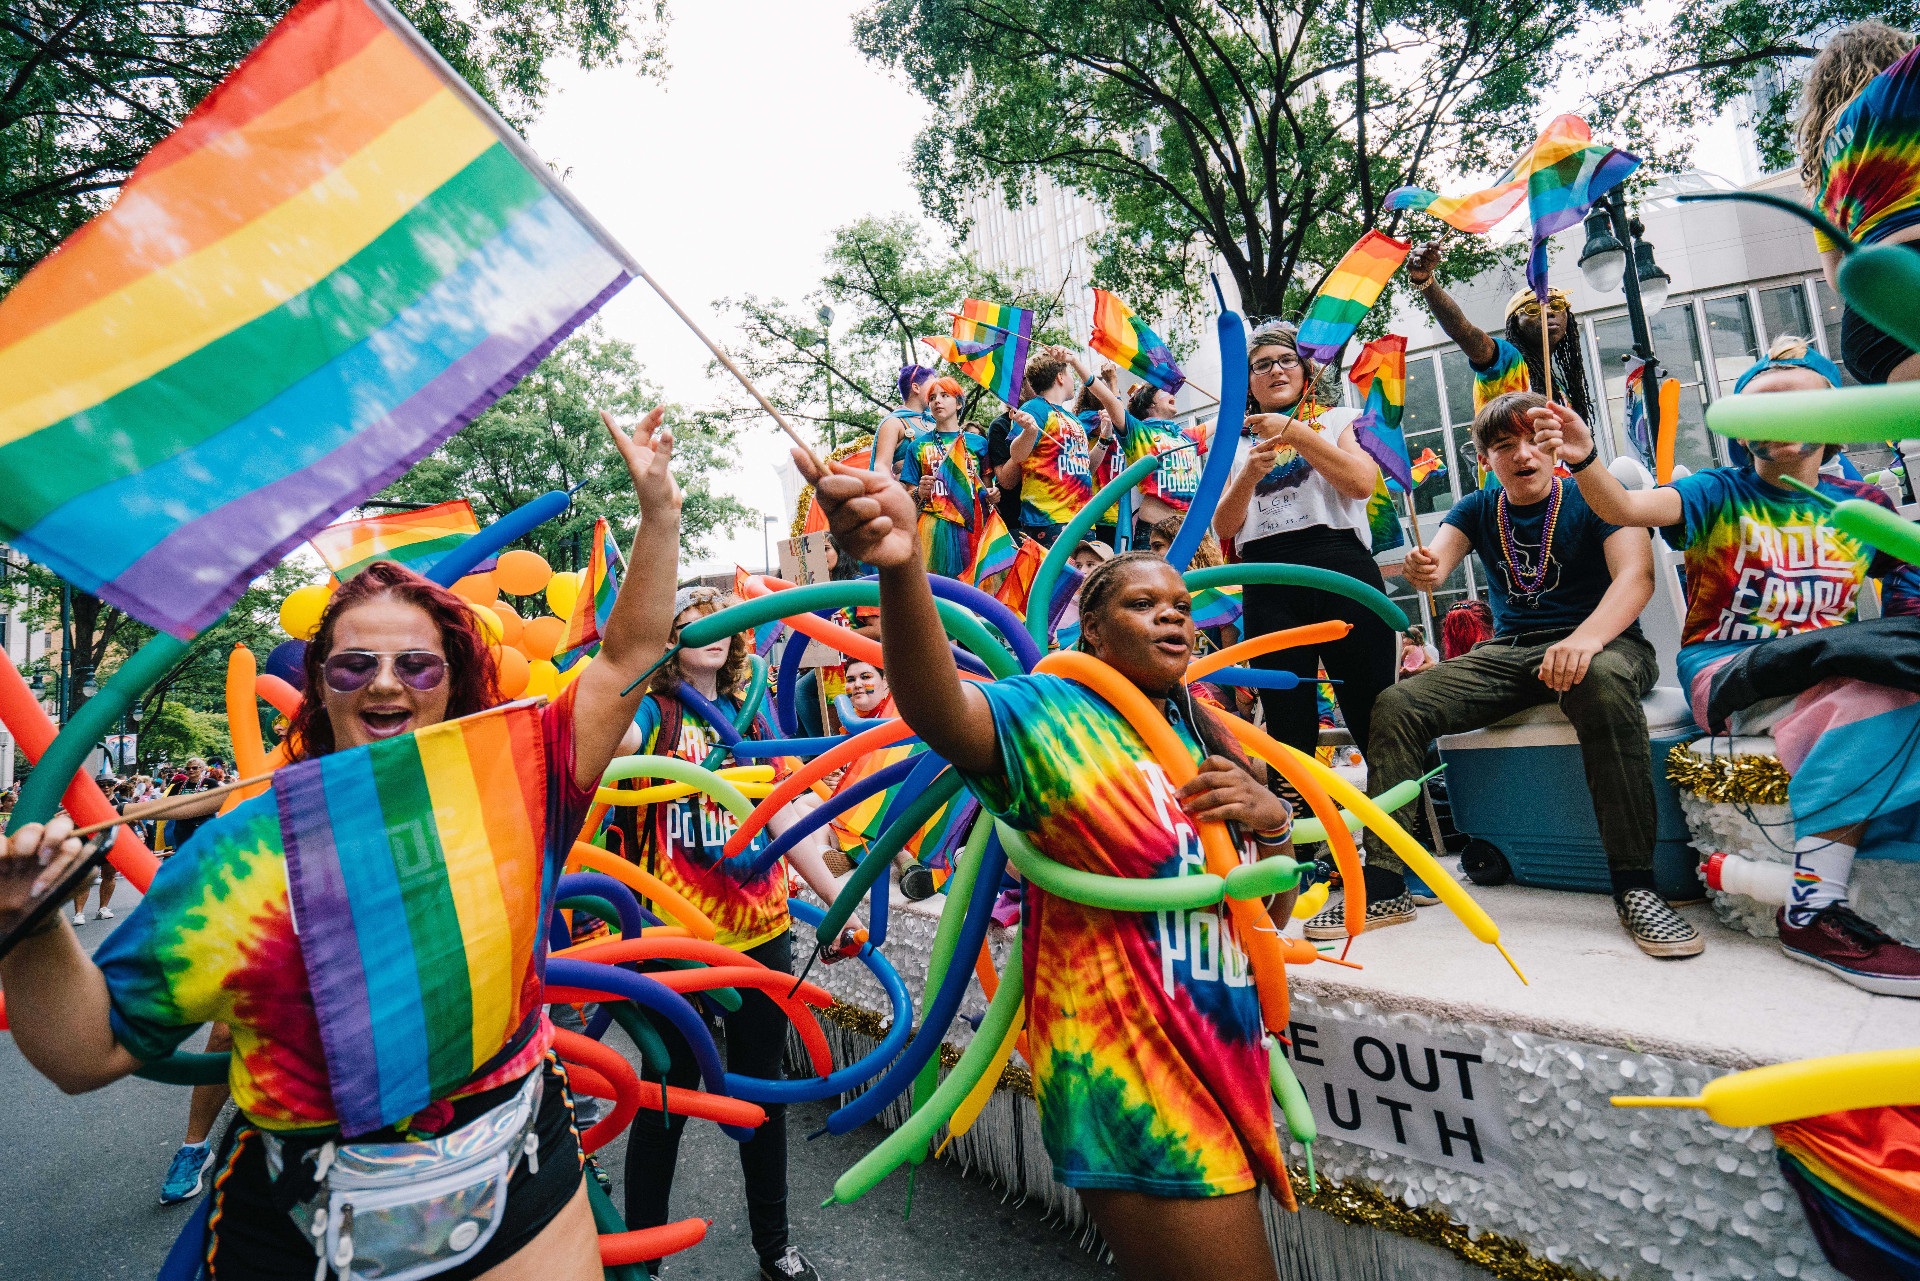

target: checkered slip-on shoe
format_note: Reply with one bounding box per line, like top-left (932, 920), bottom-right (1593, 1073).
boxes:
top-left (1303, 892), bottom-right (1416, 941)
top-left (1616, 888), bottom-right (1704, 958)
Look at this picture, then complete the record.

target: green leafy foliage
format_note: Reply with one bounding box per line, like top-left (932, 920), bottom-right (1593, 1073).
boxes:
top-left (136, 704), bottom-right (234, 774)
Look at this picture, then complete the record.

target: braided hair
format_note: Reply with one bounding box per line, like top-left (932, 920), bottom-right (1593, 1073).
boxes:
top-left (1505, 310), bottom-right (1596, 425)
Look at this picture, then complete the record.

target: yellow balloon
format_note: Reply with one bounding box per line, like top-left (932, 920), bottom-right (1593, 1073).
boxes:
top-left (1614, 1047), bottom-right (1920, 1128)
top-left (525, 658), bottom-right (559, 700)
top-left (279, 583), bottom-right (334, 640)
top-left (1290, 881), bottom-right (1330, 921)
top-left (545, 570), bottom-right (581, 620)
top-left (469, 602), bottom-right (504, 643)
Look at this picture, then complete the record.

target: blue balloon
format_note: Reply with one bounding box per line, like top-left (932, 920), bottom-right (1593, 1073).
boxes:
top-left (1164, 291), bottom-right (1249, 572)
top-left (426, 490), bottom-right (571, 587)
top-left (264, 639), bottom-right (307, 689)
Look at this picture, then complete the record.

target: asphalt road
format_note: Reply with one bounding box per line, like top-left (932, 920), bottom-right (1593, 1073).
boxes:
top-left (0, 877), bottom-right (1111, 1281)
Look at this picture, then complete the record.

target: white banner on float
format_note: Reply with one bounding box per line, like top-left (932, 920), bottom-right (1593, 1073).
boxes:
top-left (1278, 1017), bottom-right (1516, 1178)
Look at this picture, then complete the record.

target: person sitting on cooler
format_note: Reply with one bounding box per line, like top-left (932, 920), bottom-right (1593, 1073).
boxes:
top-left (1315, 391), bottom-right (1686, 955)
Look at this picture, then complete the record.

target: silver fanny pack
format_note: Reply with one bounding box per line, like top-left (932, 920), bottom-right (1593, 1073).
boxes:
top-left (261, 1069), bottom-right (544, 1281)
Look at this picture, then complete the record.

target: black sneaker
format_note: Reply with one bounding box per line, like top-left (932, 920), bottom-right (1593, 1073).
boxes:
top-left (1615, 888), bottom-right (1704, 958)
top-left (900, 865), bottom-right (938, 901)
top-left (760, 1247), bottom-right (822, 1280)
top-left (1779, 904), bottom-right (1920, 997)
top-left (1303, 892), bottom-right (1416, 940)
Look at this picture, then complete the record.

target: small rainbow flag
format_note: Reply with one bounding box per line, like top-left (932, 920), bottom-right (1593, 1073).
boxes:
top-left (1521, 119), bottom-right (1639, 301)
top-left (1349, 335), bottom-right (1412, 491)
top-left (1089, 289), bottom-right (1184, 391)
top-left (1410, 447), bottom-right (1446, 485)
top-left (558, 516), bottom-right (621, 658)
top-left (922, 299), bottom-right (1032, 403)
top-left (0, 0), bottom-right (634, 638)
top-left (1296, 231), bottom-right (1410, 363)
top-left (309, 498), bottom-right (480, 581)
top-left (967, 508), bottom-right (1019, 587)
top-left (278, 699), bottom-right (552, 1136)
top-left (1364, 475), bottom-right (1407, 555)
top-left (1191, 584), bottom-right (1243, 631)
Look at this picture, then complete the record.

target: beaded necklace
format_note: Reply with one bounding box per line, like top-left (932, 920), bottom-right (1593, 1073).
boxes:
top-left (1496, 477), bottom-right (1562, 596)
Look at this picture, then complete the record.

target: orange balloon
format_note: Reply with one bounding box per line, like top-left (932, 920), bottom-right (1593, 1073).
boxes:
top-left (521, 615), bottom-right (567, 660)
top-left (495, 645), bottom-right (531, 698)
top-left (490, 601), bottom-right (524, 647)
top-left (452, 572), bottom-right (498, 606)
top-left (495, 548), bottom-right (554, 596)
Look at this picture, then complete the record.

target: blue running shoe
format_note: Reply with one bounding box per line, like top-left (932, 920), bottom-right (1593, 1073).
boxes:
top-left (1402, 869), bottom-right (1441, 907)
top-left (159, 1141), bottom-right (215, 1206)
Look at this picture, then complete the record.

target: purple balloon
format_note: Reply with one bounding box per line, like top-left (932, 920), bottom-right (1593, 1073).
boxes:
top-left (264, 640), bottom-right (307, 689)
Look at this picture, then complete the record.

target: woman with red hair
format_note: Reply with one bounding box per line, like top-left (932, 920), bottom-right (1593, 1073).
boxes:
top-left (0, 412), bottom-right (684, 1281)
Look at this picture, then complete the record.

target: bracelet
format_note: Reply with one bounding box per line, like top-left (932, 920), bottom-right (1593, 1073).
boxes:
top-left (1252, 816), bottom-right (1294, 844)
top-left (1567, 443), bottom-right (1600, 474)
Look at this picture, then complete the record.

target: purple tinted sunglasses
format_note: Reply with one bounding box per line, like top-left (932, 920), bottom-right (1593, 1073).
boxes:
top-left (322, 649), bottom-right (448, 694)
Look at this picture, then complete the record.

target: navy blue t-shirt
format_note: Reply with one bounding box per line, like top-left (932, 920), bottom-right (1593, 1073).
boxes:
top-left (1441, 480), bottom-right (1639, 637)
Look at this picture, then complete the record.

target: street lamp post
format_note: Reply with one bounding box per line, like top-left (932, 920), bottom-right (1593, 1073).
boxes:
top-left (57, 579), bottom-right (72, 725)
top-left (817, 305), bottom-right (836, 452)
top-left (1579, 189), bottom-right (1673, 469)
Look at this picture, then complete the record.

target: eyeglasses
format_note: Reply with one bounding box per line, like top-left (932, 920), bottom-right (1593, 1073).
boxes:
top-left (322, 649), bottom-right (449, 694)
top-left (1250, 355), bottom-right (1302, 376)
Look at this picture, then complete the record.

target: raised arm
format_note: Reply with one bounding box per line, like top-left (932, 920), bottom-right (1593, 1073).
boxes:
top-left (1528, 403), bottom-right (1682, 529)
top-left (573, 408), bottom-right (683, 793)
top-left (994, 408), bottom-right (1039, 490)
top-left (1407, 243), bottom-right (1499, 369)
top-left (793, 452), bottom-right (1000, 775)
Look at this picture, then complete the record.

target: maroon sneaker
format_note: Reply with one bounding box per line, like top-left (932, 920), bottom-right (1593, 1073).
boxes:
top-left (1778, 905), bottom-right (1920, 997)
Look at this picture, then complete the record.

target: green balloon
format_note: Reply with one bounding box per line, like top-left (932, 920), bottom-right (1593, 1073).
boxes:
top-left (1222, 855), bottom-right (1307, 900)
top-left (1707, 380), bottom-right (1920, 445)
top-left (134, 1050), bottom-right (232, 1087)
top-left (1025, 453), bottom-right (1167, 645)
top-left (1184, 563), bottom-right (1410, 632)
top-left (678, 582), bottom-right (1021, 679)
top-left (997, 820), bottom-right (1227, 910)
top-left (1269, 1039), bottom-right (1317, 1145)
top-left (909, 813), bottom-right (995, 1159)
top-left (608, 1001), bottom-right (674, 1076)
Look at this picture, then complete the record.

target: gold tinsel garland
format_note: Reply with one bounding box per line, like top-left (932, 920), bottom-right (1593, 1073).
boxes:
top-left (790, 438), bottom-right (877, 542)
top-left (1664, 743), bottom-right (1791, 806)
top-left (818, 1000), bottom-right (1592, 1280)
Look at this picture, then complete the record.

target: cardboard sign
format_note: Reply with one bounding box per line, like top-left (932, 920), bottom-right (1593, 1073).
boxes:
top-left (1281, 1017), bottom-right (1515, 1177)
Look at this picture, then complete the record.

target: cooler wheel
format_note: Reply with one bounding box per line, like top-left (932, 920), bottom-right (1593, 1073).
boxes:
top-left (1459, 839), bottom-right (1511, 887)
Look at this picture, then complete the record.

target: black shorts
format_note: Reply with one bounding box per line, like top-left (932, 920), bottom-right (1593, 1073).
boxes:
top-left (1841, 244), bottom-right (1920, 385)
top-left (205, 1053), bottom-right (585, 1280)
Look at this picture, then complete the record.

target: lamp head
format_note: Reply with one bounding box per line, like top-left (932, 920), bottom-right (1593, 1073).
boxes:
top-left (1577, 206), bottom-right (1626, 294)
top-left (1634, 238), bottom-right (1672, 313)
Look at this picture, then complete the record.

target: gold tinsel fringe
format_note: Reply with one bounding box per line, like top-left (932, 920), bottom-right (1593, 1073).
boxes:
top-left (790, 438), bottom-right (876, 541)
top-left (817, 1001), bottom-right (1035, 1095)
top-left (1664, 743), bottom-right (1790, 805)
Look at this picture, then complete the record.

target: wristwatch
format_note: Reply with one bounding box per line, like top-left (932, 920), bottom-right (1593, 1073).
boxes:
top-left (1567, 443), bottom-right (1600, 474)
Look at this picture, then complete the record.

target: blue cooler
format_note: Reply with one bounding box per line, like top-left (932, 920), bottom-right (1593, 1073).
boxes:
top-left (1436, 686), bottom-right (1702, 899)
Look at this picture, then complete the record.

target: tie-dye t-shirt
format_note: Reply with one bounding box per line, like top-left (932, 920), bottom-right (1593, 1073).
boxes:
top-left (634, 694), bottom-right (789, 950)
top-left (1124, 416), bottom-right (1210, 510)
top-left (1015, 398), bottom-right (1094, 530)
top-left (94, 689), bottom-right (592, 1131)
top-left (1471, 337), bottom-right (1532, 412)
top-left (1079, 409), bottom-right (1122, 526)
top-left (960, 674), bottom-right (1283, 1197)
top-left (1661, 467), bottom-right (1909, 691)
top-left (900, 428), bottom-right (988, 580)
top-left (1814, 47), bottom-right (1920, 250)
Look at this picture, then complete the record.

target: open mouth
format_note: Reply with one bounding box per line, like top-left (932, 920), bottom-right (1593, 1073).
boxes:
top-left (1154, 637), bottom-right (1192, 659)
top-left (359, 707), bottom-right (413, 739)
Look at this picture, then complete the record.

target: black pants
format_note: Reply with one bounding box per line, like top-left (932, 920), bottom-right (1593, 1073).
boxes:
top-left (1237, 526), bottom-right (1399, 757)
top-left (623, 931), bottom-right (790, 1262)
top-left (1841, 244), bottom-right (1920, 384)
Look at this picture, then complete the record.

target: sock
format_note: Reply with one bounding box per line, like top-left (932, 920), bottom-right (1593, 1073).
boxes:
top-left (1787, 835), bottom-right (1856, 927)
top-left (1360, 864), bottom-right (1406, 902)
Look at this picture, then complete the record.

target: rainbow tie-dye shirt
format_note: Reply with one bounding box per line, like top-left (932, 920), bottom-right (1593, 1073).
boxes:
top-left (93, 691), bottom-right (592, 1130)
top-left (1015, 398), bottom-right (1094, 530)
top-left (1471, 337), bottom-right (1532, 412)
top-left (1663, 467), bottom-right (1908, 691)
top-left (899, 428), bottom-right (988, 579)
top-left (961, 674), bottom-right (1283, 1197)
top-left (635, 694), bottom-right (789, 950)
top-left (1124, 416), bottom-right (1210, 510)
top-left (1814, 47), bottom-right (1920, 250)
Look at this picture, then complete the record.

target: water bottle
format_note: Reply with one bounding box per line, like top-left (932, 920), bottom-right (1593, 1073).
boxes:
top-left (1701, 851), bottom-right (1794, 905)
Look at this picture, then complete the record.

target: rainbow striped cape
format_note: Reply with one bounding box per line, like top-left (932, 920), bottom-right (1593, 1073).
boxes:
top-left (557, 517), bottom-right (621, 667)
top-left (309, 498), bottom-right (481, 580)
top-left (0, 0), bottom-right (634, 638)
top-left (1296, 232), bottom-right (1409, 362)
top-left (922, 300), bottom-right (1032, 403)
top-left (1089, 289), bottom-right (1184, 391)
top-left (1349, 335), bottom-right (1411, 490)
top-left (278, 699), bottom-right (553, 1136)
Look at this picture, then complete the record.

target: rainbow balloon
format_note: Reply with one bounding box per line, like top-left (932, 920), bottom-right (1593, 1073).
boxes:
top-left (1295, 231), bottom-right (1409, 362)
top-left (0, 0), bottom-right (634, 637)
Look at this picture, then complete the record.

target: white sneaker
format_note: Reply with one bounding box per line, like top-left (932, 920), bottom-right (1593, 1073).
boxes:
top-left (97, 907), bottom-right (115, 920)
top-left (73, 910), bottom-right (88, 925)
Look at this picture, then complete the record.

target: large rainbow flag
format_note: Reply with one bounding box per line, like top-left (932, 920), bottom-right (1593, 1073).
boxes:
top-left (1775, 1107), bottom-right (1920, 1279)
top-left (1386, 115), bottom-right (1635, 245)
top-left (1089, 289), bottom-right (1184, 391)
top-left (1520, 122), bottom-right (1639, 302)
top-left (309, 498), bottom-right (481, 581)
top-left (1295, 231), bottom-right (1409, 363)
top-left (557, 516), bottom-right (621, 664)
top-left (1349, 335), bottom-right (1411, 490)
top-left (0, 0), bottom-right (634, 638)
top-left (278, 699), bottom-right (552, 1136)
top-left (922, 299), bottom-right (1032, 403)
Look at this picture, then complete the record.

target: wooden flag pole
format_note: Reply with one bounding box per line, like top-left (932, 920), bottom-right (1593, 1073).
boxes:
top-left (1539, 294), bottom-right (1556, 404)
top-left (1402, 491), bottom-right (1439, 623)
top-left (635, 266), bottom-right (825, 471)
top-left (66, 773), bottom-right (278, 842)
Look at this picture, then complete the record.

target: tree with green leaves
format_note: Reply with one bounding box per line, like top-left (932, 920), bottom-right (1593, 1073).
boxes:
top-left (712, 214), bottom-right (1072, 446)
top-left (379, 326), bottom-right (753, 565)
top-left (1, 0), bottom-right (667, 289)
top-left (853, 0), bottom-right (1656, 324)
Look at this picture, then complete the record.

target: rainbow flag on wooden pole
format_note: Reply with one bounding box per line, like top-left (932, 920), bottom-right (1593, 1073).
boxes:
top-left (1089, 289), bottom-right (1185, 391)
top-left (1349, 335), bottom-right (1411, 491)
top-left (557, 516), bottom-right (621, 666)
top-left (278, 699), bottom-right (553, 1136)
top-left (0, 0), bottom-right (636, 638)
top-left (1295, 231), bottom-right (1410, 363)
top-left (921, 299), bottom-right (1032, 403)
top-left (309, 499), bottom-right (482, 581)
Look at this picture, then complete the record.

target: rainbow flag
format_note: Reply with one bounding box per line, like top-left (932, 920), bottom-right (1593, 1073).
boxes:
top-left (1521, 120), bottom-right (1639, 301)
top-left (922, 299), bottom-right (1032, 403)
top-left (309, 498), bottom-right (480, 581)
top-left (1365, 476), bottom-right (1407, 555)
top-left (1410, 447), bottom-right (1446, 485)
top-left (1295, 232), bottom-right (1410, 362)
top-left (967, 508), bottom-right (1018, 586)
top-left (0, 0), bottom-right (634, 638)
top-left (1191, 584), bottom-right (1243, 631)
top-left (278, 699), bottom-right (552, 1136)
top-left (1089, 289), bottom-right (1184, 391)
top-left (1386, 116), bottom-right (1635, 245)
top-left (558, 516), bottom-right (620, 659)
top-left (1349, 335), bottom-right (1412, 490)
top-left (1775, 1107), bottom-right (1920, 1279)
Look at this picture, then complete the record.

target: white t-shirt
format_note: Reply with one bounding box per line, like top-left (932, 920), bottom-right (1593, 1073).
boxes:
top-left (1228, 407), bottom-right (1370, 550)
